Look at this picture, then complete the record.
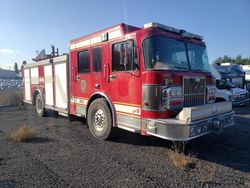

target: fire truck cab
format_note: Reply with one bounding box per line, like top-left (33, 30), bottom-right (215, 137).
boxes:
top-left (23, 22), bottom-right (234, 141)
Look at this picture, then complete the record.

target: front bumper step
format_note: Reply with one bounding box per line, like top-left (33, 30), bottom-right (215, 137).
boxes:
top-left (145, 102), bottom-right (235, 141)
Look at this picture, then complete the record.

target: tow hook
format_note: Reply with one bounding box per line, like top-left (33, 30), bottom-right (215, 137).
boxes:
top-left (212, 119), bottom-right (224, 134)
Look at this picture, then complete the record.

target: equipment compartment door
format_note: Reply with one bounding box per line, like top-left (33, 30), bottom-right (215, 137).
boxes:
top-left (44, 65), bottom-right (54, 106)
top-left (54, 61), bottom-right (68, 109)
top-left (24, 69), bottom-right (31, 101)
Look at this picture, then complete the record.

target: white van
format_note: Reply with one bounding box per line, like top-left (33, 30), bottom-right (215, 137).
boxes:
top-left (211, 65), bottom-right (249, 106)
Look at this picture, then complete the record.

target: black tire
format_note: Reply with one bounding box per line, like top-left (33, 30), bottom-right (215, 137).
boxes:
top-left (215, 98), bottom-right (226, 103)
top-left (69, 114), bottom-right (76, 122)
top-left (53, 110), bottom-right (58, 118)
top-left (35, 94), bottom-right (46, 117)
top-left (87, 98), bottom-right (114, 140)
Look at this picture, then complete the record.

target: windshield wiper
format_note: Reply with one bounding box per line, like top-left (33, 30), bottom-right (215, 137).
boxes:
top-left (173, 66), bottom-right (188, 70)
top-left (153, 66), bottom-right (188, 71)
top-left (191, 69), bottom-right (204, 72)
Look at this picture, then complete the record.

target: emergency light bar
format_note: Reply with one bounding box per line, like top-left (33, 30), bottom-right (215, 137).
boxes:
top-left (144, 22), bottom-right (203, 40)
top-left (144, 22), bottom-right (180, 34)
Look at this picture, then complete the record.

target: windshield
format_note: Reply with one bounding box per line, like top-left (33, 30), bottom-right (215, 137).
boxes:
top-left (187, 43), bottom-right (210, 72)
top-left (217, 79), bottom-right (235, 89)
top-left (142, 35), bottom-right (210, 72)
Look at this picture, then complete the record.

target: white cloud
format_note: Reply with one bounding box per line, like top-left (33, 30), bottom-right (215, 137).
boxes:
top-left (0, 48), bottom-right (20, 54)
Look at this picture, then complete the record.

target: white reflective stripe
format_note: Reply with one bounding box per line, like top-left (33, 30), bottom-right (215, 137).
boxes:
top-left (53, 55), bottom-right (67, 63)
top-left (114, 104), bottom-right (141, 116)
top-left (71, 97), bottom-right (88, 106)
top-left (117, 125), bottom-right (137, 133)
top-left (23, 59), bottom-right (50, 68)
top-left (70, 29), bottom-right (123, 50)
top-left (70, 43), bottom-right (76, 50)
top-left (90, 35), bottom-right (102, 44)
top-left (108, 30), bottom-right (122, 39)
top-left (75, 40), bottom-right (90, 48)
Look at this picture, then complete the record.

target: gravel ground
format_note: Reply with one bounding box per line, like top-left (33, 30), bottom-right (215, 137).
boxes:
top-left (0, 105), bottom-right (250, 187)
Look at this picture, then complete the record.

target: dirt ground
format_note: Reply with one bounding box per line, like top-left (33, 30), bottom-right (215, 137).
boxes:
top-left (0, 104), bottom-right (250, 187)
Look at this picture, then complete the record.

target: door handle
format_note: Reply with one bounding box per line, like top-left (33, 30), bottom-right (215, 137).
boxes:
top-left (76, 75), bottom-right (80, 80)
top-left (109, 74), bottom-right (116, 80)
top-left (71, 67), bottom-right (77, 81)
top-left (104, 63), bottom-right (110, 82)
top-left (95, 83), bottom-right (100, 89)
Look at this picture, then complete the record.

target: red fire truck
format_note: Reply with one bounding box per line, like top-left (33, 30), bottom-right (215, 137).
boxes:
top-left (23, 22), bottom-right (234, 141)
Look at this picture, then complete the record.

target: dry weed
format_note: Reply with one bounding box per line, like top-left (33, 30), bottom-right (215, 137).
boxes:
top-left (197, 153), bottom-right (216, 185)
top-left (10, 125), bottom-right (36, 142)
top-left (197, 161), bottom-right (216, 185)
top-left (168, 142), bottom-right (196, 170)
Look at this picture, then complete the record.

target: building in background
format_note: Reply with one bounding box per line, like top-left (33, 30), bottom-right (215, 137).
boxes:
top-left (0, 69), bottom-right (22, 90)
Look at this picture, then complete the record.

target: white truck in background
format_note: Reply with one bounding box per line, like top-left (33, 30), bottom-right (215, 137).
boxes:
top-left (242, 65), bottom-right (250, 91)
top-left (210, 65), bottom-right (249, 106)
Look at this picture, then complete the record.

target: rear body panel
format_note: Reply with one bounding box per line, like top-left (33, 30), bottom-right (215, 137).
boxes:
top-left (23, 55), bottom-right (69, 114)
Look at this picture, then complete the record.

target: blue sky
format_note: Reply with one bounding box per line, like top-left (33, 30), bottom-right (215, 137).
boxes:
top-left (0, 0), bottom-right (249, 69)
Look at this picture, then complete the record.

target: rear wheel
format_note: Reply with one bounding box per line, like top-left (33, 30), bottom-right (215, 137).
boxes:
top-left (215, 98), bottom-right (226, 103)
top-left (87, 98), bottom-right (113, 140)
top-left (35, 94), bottom-right (46, 117)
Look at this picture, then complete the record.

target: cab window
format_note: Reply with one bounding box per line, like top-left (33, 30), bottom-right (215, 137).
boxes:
top-left (112, 40), bottom-right (138, 72)
top-left (93, 47), bottom-right (102, 72)
top-left (78, 50), bottom-right (90, 73)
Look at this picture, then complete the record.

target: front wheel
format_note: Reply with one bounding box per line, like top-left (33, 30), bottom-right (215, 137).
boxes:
top-left (87, 98), bottom-right (114, 140)
top-left (35, 94), bottom-right (46, 117)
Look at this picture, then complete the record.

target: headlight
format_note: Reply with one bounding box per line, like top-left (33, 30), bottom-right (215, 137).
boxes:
top-left (162, 87), bottom-right (182, 98)
top-left (211, 78), bottom-right (216, 85)
top-left (162, 86), bottom-right (183, 110)
top-left (231, 94), bottom-right (240, 101)
top-left (207, 86), bottom-right (216, 94)
top-left (206, 85), bottom-right (216, 103)
top-left (231, 94), bottom-right (237, 99)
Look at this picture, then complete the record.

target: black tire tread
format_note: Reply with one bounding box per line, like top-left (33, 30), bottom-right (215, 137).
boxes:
top-left (35, 94), bottom-right (46, 117)
top-left (87, 98), bottom-right (114, 140)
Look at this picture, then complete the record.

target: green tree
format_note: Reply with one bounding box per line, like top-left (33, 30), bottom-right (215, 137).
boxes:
top-left (14, 62), bottom-right (19, 74)
top-left (235, 55), bottom-right (242, 65)
top-left (213, 55), bottom-right (250, 65)
top-left (214, 57), bottom-right (223, 64)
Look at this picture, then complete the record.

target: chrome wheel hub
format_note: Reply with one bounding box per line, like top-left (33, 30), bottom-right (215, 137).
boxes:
top-left (94, 109), bottom-right (105, 131)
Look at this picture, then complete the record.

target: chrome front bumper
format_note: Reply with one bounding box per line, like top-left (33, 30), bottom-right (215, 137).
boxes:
top-left (144, 102), bottom-right (235, 141)
top-left (232, 98), bottom-right (249, 106)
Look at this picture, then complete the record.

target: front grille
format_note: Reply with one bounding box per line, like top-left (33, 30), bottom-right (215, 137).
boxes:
top-left (183, 77), bottom-right (205, 107)
top-left (239, 93), bottom-right (249, 101)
